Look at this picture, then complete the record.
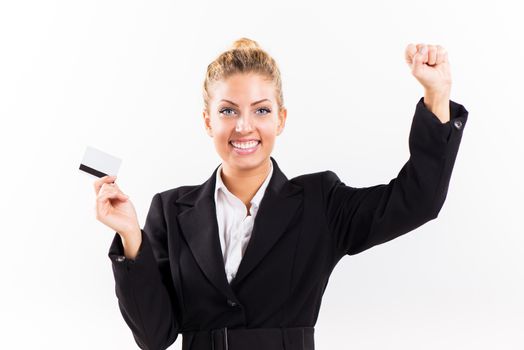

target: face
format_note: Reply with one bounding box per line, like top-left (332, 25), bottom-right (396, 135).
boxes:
top-left (203, 73), bottom-right (287, 174)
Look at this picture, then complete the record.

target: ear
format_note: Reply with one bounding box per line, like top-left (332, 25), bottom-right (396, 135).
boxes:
top-left (277, 107), bottom-right (287, 136)
top-left (203, 109), bottom-right (213, 137)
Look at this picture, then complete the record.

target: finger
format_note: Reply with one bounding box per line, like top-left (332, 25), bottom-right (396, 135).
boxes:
top-left (95, 191), bottom-right (128, 220)
top-left (97, 184), bottom-right (117, 200)
top-left (99, 183), bottom-right (120, 197)
top-left (412, 44), bottom-right (428, 73)
top-left (108, 182), bottom-right (128, 199)
top-left (418, 44), bottom-right (428, 62)
top-left (97, 187), bottom-right (128, 206)
top-left (94, 175), bottom-right (117, 195)
top-left (94, 175), bottom-right (114, 194)
top-left (96, 191), bottom-right (116, 208)
top-left (427, 45), bottom-right (437, 66)
top-left (405, 43), bottom-right (417, 65)
top-left (436, 45), bottom-right (447, 64)
top-left (111, 181), bottom-right (122, 191)
top-left (112, 186), bottom-right (129, 201)
top-left (100, 182), bottom-right (129, 200)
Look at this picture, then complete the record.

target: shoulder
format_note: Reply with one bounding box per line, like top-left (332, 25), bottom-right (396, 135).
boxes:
top-left (153, 185), bottom-right (199, 204)
top-left (289, 170), bottom-right (342, 192)
top-left (290, 170), bottom-right (340, 183)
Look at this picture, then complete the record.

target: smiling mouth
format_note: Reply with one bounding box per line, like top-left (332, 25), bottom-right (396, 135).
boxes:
top-left (229, 140), bottom-right (261, 149)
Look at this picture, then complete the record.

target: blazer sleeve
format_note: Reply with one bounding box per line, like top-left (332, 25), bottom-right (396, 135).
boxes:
top-left (321, 97), bottom-right (468, 258)
top-left (108, 192), bottom-right (179, 350)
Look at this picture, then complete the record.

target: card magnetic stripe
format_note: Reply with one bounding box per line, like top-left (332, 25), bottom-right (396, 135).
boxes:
top-left (79, 163), bottom-right (108, 178)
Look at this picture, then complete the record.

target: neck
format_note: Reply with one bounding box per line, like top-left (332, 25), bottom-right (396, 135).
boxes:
top-left (220, 158), bottom-right (272, 206)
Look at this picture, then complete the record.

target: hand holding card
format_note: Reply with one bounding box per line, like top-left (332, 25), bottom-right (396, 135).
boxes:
top-left (93, 174), bottom-right (141, 241)
top-left (81, 146), bottom-right (142, 258)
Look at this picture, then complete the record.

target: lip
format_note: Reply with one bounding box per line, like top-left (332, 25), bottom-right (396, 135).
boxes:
top-left (230, 138), bottom-right (260, 142)
top-left (229, 140), bottom-right (260, 155)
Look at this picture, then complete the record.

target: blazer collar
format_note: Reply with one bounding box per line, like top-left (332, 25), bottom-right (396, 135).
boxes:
top-left (175, 156), bottom-right (295, 206)
top-left (213, 158), bottom-right (274, 214)
top-left (174, 156), bottom-right (303, 301)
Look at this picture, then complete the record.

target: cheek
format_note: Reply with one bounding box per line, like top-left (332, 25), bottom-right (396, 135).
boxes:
top-left (211, 124), bottom-right (232, 147)
top-left (259, 121), bottom-right (279, 140)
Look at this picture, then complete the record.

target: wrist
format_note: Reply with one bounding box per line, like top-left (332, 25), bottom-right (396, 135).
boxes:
top-left (120, 229), bottom-right (142, 260)
top-left (424, 87), bottom-right (450, 100)
top-left (423, 91), bottom-right (451, 124)
top-left (120, 226), bottom-right (141, 241)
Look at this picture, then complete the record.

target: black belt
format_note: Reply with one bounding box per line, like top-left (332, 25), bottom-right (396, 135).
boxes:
top-left (182, 326), bottom-right (315, 350)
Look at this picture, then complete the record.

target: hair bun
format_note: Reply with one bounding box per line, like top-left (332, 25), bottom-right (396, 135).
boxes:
top-left (230, 37), bottom-right (260, 50)
top-left (203, 37), bottom-right (284, 111)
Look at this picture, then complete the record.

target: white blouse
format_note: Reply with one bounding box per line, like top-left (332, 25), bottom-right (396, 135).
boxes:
top-left (213, 161), bottom-right (274, 284)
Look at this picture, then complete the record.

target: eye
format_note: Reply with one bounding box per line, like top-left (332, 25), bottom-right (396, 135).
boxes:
top-left (256, 107), bottom-right (271, 115)
top-left (219, 108), bottom-right (236, 117)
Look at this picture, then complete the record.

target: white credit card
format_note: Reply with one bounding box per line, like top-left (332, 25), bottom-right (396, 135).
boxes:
top-left (79, 146), bottom-right (122, 178)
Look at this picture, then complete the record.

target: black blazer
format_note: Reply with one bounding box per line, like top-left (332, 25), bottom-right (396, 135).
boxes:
top-left (108, 97), bottom-right (468, 350)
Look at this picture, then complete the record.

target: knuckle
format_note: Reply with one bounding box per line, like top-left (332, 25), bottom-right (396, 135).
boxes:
top-left (97, 192), bottom-right (107, 200)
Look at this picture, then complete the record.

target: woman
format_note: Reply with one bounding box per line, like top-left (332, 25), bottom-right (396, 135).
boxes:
top-left (94, 38), bottom-right (468, 350)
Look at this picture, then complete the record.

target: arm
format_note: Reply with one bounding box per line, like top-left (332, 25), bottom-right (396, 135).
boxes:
top-left (322, 97), bottom-right (468, 258)
top-left (120, 228), bottom-right (142, 260)
top-left (424, 91), bottom-right (451, 123)
top-left (108, 193), bottom-right (179, 350)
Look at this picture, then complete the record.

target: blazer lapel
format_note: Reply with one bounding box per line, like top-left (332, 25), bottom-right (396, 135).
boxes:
top-left (231, 158), bottom-right (303, 287)
top-left (174, 157), bottom-right (303, 300)
top-left (175, 162), bottom-right (234, 300)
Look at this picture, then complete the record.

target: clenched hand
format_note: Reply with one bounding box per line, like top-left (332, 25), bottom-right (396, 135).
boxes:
top-left (405, 43), bottom-right (452, 123)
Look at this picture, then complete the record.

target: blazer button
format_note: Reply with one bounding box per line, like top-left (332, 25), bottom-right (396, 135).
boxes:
top-left (227, 299), bottom-right (238, 307)
top-left (116, 255), bottom-right (126, 262)
top-left (453, 120), bottom-right (463, 130)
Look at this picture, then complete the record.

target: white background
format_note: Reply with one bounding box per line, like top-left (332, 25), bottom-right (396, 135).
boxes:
top-left (1, 0), bottom-right (523, 349)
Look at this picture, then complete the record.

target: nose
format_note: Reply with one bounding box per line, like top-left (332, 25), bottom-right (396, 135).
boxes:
top-left (235, 114), bottom-right (254, 133)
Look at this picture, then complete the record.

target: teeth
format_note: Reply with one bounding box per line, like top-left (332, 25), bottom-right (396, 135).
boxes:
top-left (231, 141), bottom-right (259, 149)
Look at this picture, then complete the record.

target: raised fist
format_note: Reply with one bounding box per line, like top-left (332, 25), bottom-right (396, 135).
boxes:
top-left (405, 43), bottom-right (452, 95)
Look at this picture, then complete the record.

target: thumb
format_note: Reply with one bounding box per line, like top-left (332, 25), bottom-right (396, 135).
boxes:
top-left (118, 192), bottom-right (129, 201)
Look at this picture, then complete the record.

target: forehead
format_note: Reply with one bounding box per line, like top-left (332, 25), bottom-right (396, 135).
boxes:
top-left (210, 73), bottom-right (275, 103)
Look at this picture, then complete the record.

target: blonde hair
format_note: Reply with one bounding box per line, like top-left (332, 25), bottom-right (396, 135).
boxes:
top-left (202, 37), bottom-right (284, 113)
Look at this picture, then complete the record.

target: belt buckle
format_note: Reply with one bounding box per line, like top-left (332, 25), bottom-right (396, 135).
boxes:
top-left (211, 326), bottom-right (229, 350)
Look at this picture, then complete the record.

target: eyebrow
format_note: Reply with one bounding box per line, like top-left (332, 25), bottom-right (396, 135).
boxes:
top-left (219, 99), bottom-right (271, 107)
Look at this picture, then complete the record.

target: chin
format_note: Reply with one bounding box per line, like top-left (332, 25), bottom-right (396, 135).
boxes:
top-left (224, 153), bottom-right (269, 170)
top-left (230, 156), bottom-right (265, 167)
